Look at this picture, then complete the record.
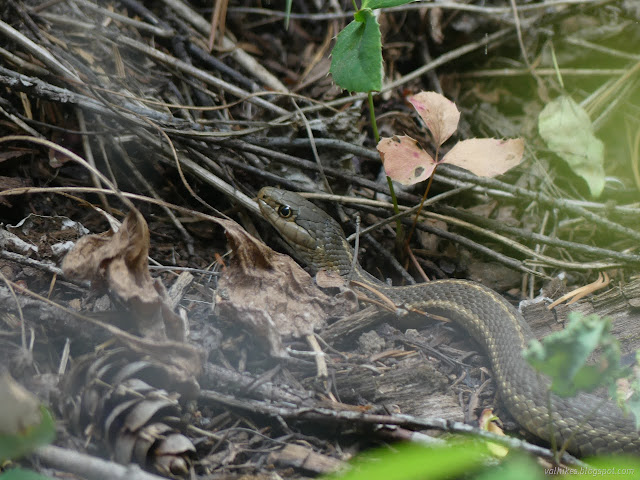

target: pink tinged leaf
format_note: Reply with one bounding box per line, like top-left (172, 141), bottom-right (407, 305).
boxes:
top-left (442, 138), bottom-right (524, 177)
top-left (377, 135), bottom-right (436, 185)
top-left (408, 91), bottom-right (460, 147)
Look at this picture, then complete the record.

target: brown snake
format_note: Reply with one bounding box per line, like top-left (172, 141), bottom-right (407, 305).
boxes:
top-left (257, 186), bottom-right (639, 456)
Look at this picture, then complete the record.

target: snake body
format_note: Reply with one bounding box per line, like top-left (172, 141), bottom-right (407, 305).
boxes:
top-left (257, 187), bottom-right (639, 456)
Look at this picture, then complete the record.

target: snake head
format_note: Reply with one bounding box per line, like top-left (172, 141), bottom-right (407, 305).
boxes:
top-left (257, 187), bottom-right (353, 275)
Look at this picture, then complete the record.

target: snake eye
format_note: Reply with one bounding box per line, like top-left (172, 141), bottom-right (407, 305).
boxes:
top-left (278, 204), bottom-right (292, 218)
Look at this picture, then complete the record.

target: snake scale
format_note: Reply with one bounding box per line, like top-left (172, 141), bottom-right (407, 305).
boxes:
top-left (257, 187), bottom-right (639, 456)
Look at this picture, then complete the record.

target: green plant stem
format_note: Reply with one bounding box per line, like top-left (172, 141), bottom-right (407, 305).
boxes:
top-left (406, 146), bottom-right (440, 246)
top-left (386, 175), bottom-right (400, 217)
top-left (352, 0), bottom-right (359, 11)
top-left (368, 92), bottom-right (380, 144)
top-left (406, 166), bottom-right (436, 246)
top-left (369, 91), bottom-right (402, 236)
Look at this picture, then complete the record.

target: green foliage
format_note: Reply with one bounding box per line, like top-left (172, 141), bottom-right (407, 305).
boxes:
top-left (523, 312), bottom-right (624, 397)
top-left (329, 0), bottom-right (415, 92)
top-left (0, 468), bottom-right (54, 480)
top-left (323, 441), bottom-right (489, 480)
top-left (473, 455), bottom-right (543, 480)
top-left (322, 440), bottom-right (640, 480)
top-left (322, 439), bottom-right (640, 480)
top-left (538, 95), bottom-right (605, 197)
top-left (571, 456), bottom-right (640, 479)
top-left (0, 406), bottom-right (55, 463)
top-left (328, 0), bottom-right (415, 216)
top-left (330, 9), bottom-right (382, 92)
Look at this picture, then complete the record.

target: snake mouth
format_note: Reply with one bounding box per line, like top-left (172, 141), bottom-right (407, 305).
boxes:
top-left (256, 187), bottom-right (284, 229)
top-left (256, 186), bottom-right (275, 213)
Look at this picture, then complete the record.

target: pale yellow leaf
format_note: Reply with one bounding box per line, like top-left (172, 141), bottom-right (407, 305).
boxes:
top-left (478, 408), bottom-right (509, 458)
top-left (442, 138), bottom-right (524, 177)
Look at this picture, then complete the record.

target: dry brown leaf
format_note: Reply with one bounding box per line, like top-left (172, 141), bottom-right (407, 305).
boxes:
top-left (0, 150), bottom-right (32, 162)
top-left (441, 138), bottom-right (524, 177)
top-left (315, 269), bottom-right (349, 289)
top-left (62, 210), bottom-right (185, 342)
top-left (408, 91), bottom-right (460, 146)
top-left (0, 176), bottom-right (27, 206)
top-left (378, 135), bottom-right (436, 185)
top-left (268, 443), bottom-right (344, 474)
top-left (216, 219), bottom-right (358, 358)
top-left (116, 338), bottom-right (202, 397)
top-left (0, 175), bottom-right (28, 189)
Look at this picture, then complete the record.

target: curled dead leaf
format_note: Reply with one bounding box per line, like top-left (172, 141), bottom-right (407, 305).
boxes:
top-left (216, 218), bottom-right (358, 357)
top-left (62, 210), bottom-right (186, 342)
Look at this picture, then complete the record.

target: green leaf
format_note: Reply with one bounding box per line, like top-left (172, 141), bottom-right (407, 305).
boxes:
top-left (323, 441), bottom-right (489, 480)
top-left (362, 0), bottom-right (416, 8)
top-left (538, 95), bottom-right (605, 197)
top-left (572, 456), bottom-right (640, 479)
top-left (0, 468), bottom-right (56, 480)
top-left (523, 312), bottom-right (623, 397)
top-left (0, 406), bottom-right (56, 463)
top-left (473, 455), bottom-right (544, 480)
top-left (329, 9), bottom-right (382, 92)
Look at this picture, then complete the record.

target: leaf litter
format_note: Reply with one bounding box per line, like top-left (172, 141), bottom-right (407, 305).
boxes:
top-left (1, 0), bottom-right (640, 478)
